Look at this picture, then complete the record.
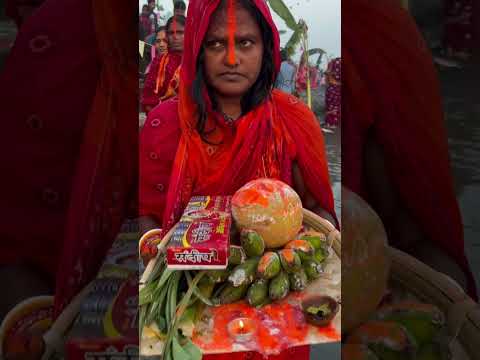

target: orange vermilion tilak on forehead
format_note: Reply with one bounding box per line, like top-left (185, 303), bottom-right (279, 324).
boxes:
top-left (227, 0), bottom-right (237, 64)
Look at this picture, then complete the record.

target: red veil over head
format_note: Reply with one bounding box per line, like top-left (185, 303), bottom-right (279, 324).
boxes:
top-left (161, 0), bottom-right (335, 233)
top-left (342, 0), bottom-right (477, 298)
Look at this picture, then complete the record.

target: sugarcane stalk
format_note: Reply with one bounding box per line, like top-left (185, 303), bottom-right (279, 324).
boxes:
top-left (302, 27), bottom-right (312, 109)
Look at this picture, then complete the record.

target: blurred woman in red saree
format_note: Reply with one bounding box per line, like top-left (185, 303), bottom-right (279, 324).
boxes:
top-left (343, 0), bottom-right (477, 298)
top-left (0, 0), bottom-right (137, 325)
top-left (141, 15), bottom-right (185, 114)
top-left (139, 0), bottom-right (337, 358)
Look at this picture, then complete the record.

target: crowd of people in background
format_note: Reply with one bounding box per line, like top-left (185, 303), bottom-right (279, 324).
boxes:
top-left (139, 1), bottom-right (186, 114)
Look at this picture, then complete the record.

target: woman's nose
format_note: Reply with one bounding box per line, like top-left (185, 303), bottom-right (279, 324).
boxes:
top-left (224, 47), bottom-right (239, 67)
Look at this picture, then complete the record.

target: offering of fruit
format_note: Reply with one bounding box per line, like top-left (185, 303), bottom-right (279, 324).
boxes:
top-left (232, 179), bottom-right (303, 249)
top-left (228, 257), bottom-right (260, 287)
top-left (140, 183), bottom-right (340, 359)
top-left (343, 301), bottom-right (452, 360)
top-left (285, 239), bottom-right (315, 261)
top-left (342, 186), bottom-right (390, 333)
top-left (346, 321), bottom-right (417, 360)
top-left (278, 248), bottom-right (302, 273)
top-left (289, 268), bottom-right (308, 292)
top-left (269, 271), bottom-right (290, 301)
top-left (374, 302), bottom-right (445, 347)
top-left (246, 279), bottom-right (269, 307)
top-left (240, 229), bottom-right (266, 257)
top-left (257, 252), bottom-right (281, 280)
top-left (228, 245), bottom-right (246, 265)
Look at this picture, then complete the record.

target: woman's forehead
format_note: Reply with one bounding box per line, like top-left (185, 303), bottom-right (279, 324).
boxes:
top-left (168, 21), bottom-right (185, 31)
top-left (206, 5), bottom-right (259, 36)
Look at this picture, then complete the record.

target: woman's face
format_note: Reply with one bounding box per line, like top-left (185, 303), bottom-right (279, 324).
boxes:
top-left (203, 3), bottom-right (264, 100)
top-left (155, 30), bottom-right (168, 53)
top-left (167, 21), bottom-right (185, 53)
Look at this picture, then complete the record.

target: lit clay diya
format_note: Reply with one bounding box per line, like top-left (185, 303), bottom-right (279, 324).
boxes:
top-left (227, 318), bottom-right (255, 342)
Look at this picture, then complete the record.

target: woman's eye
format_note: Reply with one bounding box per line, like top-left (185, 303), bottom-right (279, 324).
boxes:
top-left (206, 40), bottom-right (224, 49)
top-left (240, 39), bottom-right (253, 48)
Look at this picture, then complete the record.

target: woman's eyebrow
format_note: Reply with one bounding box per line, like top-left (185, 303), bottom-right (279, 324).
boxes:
top-left (205, 32), bottom-right (258, 40)
top-left (235, 31), bottom-right (259, 38)
top-left (204, 34), bottom-right (227, 41)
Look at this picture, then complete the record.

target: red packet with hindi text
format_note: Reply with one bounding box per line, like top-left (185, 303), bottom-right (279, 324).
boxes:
top-left (166, 196), bottom-right (232, 270)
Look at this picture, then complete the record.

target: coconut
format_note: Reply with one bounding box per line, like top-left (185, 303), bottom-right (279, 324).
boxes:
top-left (342, 186), bottom-right (391, 333)
top-left (231, 178), bottom-right (303, 249)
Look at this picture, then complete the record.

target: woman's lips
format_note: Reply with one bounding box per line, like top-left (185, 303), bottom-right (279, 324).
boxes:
top-left (219, 72), bottom-right (246, 80)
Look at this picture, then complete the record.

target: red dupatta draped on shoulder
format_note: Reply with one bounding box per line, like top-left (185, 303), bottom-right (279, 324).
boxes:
top-left (343, 0), bottom-right (477, 298)
top-left (142, 51), bottom-right (182, 110)
top-left (161, 0), bottom-right (335, 234)
top-left (53, 1), bottom-right (138, 315)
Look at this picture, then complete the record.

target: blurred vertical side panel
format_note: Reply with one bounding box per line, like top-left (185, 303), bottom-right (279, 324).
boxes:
top-left (0, 0), bottom-right (139, 358)
top-left (342, 0), bottom-right (479, 359)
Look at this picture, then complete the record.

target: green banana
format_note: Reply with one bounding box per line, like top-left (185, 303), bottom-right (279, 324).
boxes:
top-left (278, 249), bottom-right (302, 273)
top-left (247, 279), bottom-right (269, 307)
top-left (228, 257), bottom-right (260, 287)
top-left (269, 271), bottom-right (290, 301)
top-left (240, 229), bottom-right (266, 257)
top-left (257, 252), bottom-right (281, 280)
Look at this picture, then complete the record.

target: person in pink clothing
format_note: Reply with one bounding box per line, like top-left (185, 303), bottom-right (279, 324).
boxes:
top-left (324, 58), bottom-right (341, 127)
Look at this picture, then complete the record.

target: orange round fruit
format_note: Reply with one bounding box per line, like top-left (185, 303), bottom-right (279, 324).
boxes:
top-left (232, 179), bottom-right (303, 249)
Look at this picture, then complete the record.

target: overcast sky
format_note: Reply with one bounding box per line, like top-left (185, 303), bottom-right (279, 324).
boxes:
top-left (141, 0), bottom-right (340, 62)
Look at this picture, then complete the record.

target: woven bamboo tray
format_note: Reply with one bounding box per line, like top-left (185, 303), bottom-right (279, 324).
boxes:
top-left (388, 247), bottom-right (480, 360)
top-left (139, 208), bottom-right (341, 356)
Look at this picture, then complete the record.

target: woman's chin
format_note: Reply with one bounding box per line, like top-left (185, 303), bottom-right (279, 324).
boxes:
top-left (215, 86), bottom-right (250, 100)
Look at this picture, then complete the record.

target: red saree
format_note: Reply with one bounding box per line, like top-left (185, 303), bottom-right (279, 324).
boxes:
top-left (140, 0), bottom-right (335, 359)
top-left (0, 0), bottom-right (137, 317)
top-left (342, 0), bottom-right (477, 298)
top-left (141, 51), bottom-right (182, 111)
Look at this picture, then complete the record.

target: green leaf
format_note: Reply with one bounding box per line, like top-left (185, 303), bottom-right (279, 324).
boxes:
top-left (185, 271), bottom-right (215, 306)
top-left (183, 338), bottom-right (202, 360)
top-left (162, 272), bottom-right (206, 360)
top-left (165, 274), bottom-right (177, 328)
top-left (139, 280), bottom-right (157, 306)
top-left (156, 268), bottom-right (174, 291)
top-left (308, 48), bottom-right (326, 57)
top-left (179, 305), bottom-right (196, 327)
top-left (139, 304), bottom-right (147, 337)
top-left (284, 24), bottom-right (303, 58)
top-left (267, 0), bottom-right (297, 30)
top-left (146, 255), bottom-right (166, 283)
top-left (163, 338), bottom-right (173, 360)
top-left (156, 315), bottom-right (167, 333)
top-left (145, 283), bottom-right (169, 326)
top-left (172, 336), bottom-right (193, 360)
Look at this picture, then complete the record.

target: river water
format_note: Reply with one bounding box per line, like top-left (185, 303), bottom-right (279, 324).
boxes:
top-left (439, 63), bottom-right (480, 294)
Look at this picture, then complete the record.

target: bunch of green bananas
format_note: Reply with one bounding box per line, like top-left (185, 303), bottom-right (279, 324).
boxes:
top-left (343, 302), bottom-right (451, 360)
top-left (208, 229), bottom-right (330, 307)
